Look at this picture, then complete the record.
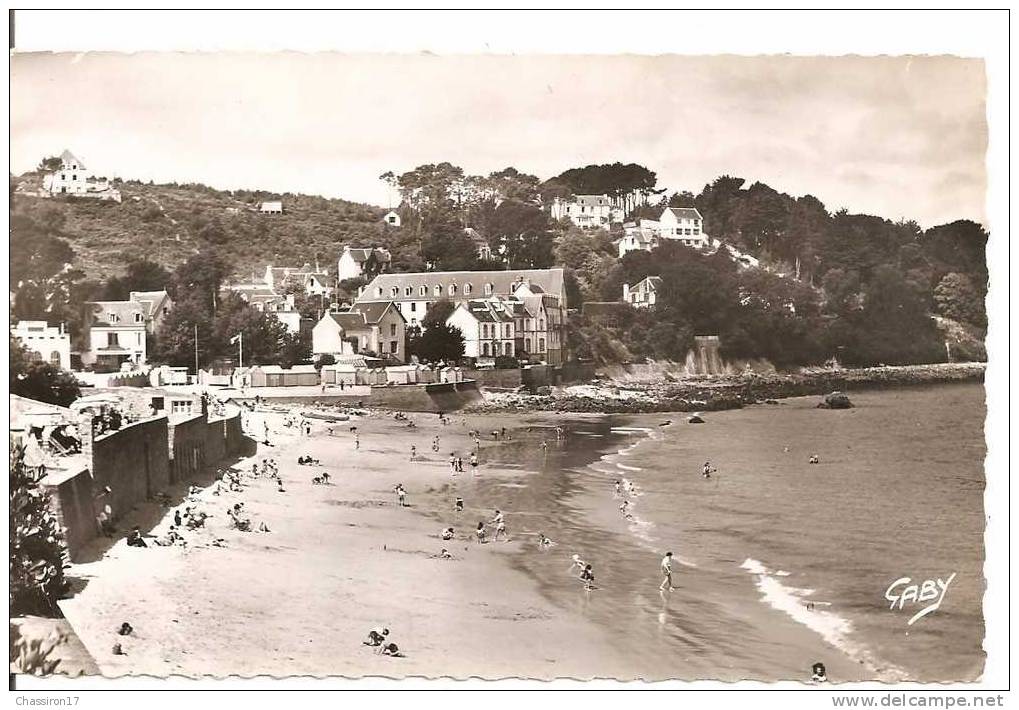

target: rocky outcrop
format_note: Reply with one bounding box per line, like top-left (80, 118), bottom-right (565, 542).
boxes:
top-left (817, 391), bottom-right (853, 409)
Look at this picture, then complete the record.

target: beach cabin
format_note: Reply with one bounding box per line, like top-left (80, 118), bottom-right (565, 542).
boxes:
top-left (322, 363), bottom-right (358, 386)
top-left (386, 365), bottom-right (420, 385)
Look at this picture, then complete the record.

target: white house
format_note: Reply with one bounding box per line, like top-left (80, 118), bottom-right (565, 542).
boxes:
top-left (658, 207), bottom-right (709, 248)
top-left (464, 228), bottom-right (493, 261)
top-left (312, 302), bottom-right (406, 362)
top-left (618, 220), bottom-right (660, 258)
top-left (622, 276), bottom-right (662, 309)
top-left (259, 200), bottom-right (284, 214)
top-left (446, 300), bottom-right (516, 360)
top-left (128, 290), bottom-right (173, 333)
top-left (337, 246), bottom-right (392, 283)
top-left (382, 210), bottom-right (401, 227)
top-left (264, 265), bottom-right (332, 297)
top-left (11, 321), bottom-right (71, 370)
top-left (42, 150), bottom-right (121, 202)
top-left (550, 195), bottom-right (624, 229)
top-left (81, 300), bottom-right (149, 370)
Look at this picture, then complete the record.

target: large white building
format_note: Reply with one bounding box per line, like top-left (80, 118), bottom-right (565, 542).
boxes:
top-left (622, 276), bottom-right (662, 309)
top-left (447, 300), bottom-right (517, 360)
top-left (42, 150), bottom-right (121, 202)
top-left (356, 268), bottom-right (566, 365)
top-left (81, 301), bottom-right (148, 370)
top-left (550, 195), bottom-right (624, 229)
top-left (11, 321), bottom-right (72, 370)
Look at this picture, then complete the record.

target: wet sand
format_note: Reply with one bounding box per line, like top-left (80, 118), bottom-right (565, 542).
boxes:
top-left (58, 408), bottom-right (868, 680)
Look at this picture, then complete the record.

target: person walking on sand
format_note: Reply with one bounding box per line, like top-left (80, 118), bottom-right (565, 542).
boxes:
top-left (449, 453), bottom-right (457, 473)
top-left (410, 445), bottom-right (417, 461)
top-left (660, 551), bottom-right (676, 591)
top-left (702, 461), bottom-right (714, 479)
top-left (394, 484), bottom-right (407, 507)
top-left (539, 440), bottom-right (548, 455)
top-left (470, 451), bottom-right (479, 475)
top-left (354, 433), bottom-right (360, 450)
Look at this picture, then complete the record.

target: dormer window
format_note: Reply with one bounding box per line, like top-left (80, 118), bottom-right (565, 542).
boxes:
top-left (390, 287), bottom-right (398, 297)
top-left (449, 284), bottom-right (457, 296)
top-left (404, 287), bottom-right (412, 296)
top-left (108, 313), bottom-right (119, 323)
top-left (484, 283), bottom-right (494, 296)
top-left (376, 287), bottom-right (383, 297)
top-left (419, 285), bottom-right (427, 296)
top-left (134, 313), bottom-right (144, 323)
top-left (433, 285), bottom-right (442, 297)
top-left (464, 284), bottom-right (472, 295)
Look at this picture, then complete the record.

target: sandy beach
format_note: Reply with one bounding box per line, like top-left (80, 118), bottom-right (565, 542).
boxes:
top-left (58, 406), bottom-right (877, 681)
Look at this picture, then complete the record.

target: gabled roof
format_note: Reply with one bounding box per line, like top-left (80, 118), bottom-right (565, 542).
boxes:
top-left (351, 301), bottom-right (404, 325)
top-left (666, 207), bottom-right (702, 221)
top-left (357, 268), bottom-right (565, 305)
top-left (342, 247), bottom-right (392, 264)
top-left (60, 150), bottom-right (84, 169)
top-left (322, 311), bottom-right (371, 332)
top-left (629, 276), bottom-right (663, 291)
top-left (456, 300), bottom-right (515, 324)
top-left (129, 290), bottom-right (171, 317)
top-left (573, 194), bottom-right (612, 207)
top-left (86, 301), bottom-right (147, 327)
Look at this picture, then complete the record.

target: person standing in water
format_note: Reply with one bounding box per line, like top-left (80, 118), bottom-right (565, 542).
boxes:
top-left (659, 551), bottom-right (676, 591)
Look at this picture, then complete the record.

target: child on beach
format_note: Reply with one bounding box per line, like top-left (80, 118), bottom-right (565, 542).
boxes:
top-left (378, 642), bottom-right (403, 657)
top-left (494, 520), bottom-right (507, 541)
top-left (441, 527), bottom-right (455, 540)
top-left (660, 551), bottom-right (676, 591)
top-left (811, 662), bottom-right (828, 683)
top-left (363, 627), bottom-right (389, 646)
top-left (455, 497), bottom-right (464, 513)
top-left (475, 522), bottom-right (487, 543)
top-left (580, 564), bottom-right (595, 590)
top-left (702, 461), bottom-right (714, 478)
top-left (410, 446), bottom-right (417, 461)
top-left (394, 484), bottom-right (408, 507)
top-left (470, 452), bottom-right (479, 474)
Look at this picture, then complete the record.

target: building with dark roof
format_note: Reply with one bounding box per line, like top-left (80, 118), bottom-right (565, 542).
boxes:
top-left (311, 301), bottom-right (406, 363)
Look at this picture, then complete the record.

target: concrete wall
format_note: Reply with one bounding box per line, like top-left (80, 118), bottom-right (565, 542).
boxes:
top-left (91, 417), bottom-right (170, 518)
top-left (41, 465), bottom-right (96, 561)
top-left (167, 414), bottom-right (207, 485)
top-left (465, 368), bottom-right (524, 389)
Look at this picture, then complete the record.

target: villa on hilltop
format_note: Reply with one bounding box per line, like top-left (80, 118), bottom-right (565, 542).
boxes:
top-left (42, 150), bottom-right (121, 203)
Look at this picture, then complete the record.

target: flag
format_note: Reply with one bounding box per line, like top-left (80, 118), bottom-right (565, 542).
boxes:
top-left (230, 333), bottom-right (242, 345)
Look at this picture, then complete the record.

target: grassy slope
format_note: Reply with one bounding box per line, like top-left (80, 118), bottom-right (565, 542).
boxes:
top-left (12, 174), bottom-right (392, 281)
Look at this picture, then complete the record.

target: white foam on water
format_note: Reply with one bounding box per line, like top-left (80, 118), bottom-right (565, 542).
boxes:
top-left (616, 463), bottom-right (643, 472)
top-left (610, 426), bottom-right (653, 434)
top-left (740, 558), bottom-right (907, 681)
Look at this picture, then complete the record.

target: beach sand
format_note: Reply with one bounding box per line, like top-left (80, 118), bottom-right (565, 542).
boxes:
top-left (58, 407), bottom-right (870, 681)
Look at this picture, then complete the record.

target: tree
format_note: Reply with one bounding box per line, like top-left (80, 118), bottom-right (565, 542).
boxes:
top-left (423, 298), bottom-right (457, 328)
top-left (419, 208), bottom-right (478, 270)
top-left (150, 297), bottom-right (214, 369)
top-left (171, 253), bottom-right (227, 311)
top-left (10, 446), bottom-right (69, 616)
top-left (408, 323), bottom-right (465, 363)
top-left (9, 336), bottom-right (80, 407)
top-left (37, 156), bottom-right (63, 172)
top-left (486, 200), bottom-right (553, 268)
top-left (934, 273), bottom-right (986, 327)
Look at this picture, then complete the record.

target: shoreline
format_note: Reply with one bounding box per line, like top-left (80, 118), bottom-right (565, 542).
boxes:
top-left (468, 362), bottom-right (986, 414)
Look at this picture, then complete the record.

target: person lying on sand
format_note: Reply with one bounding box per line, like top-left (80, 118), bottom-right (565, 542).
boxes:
top-left (378, 642), bottom-right (403, 657)
top-left (363, 627), bottom-right (389, 646)
top-left (537, 533), bottom-right (554, 548)
top-left (438, 548), bottom-right (452, 559)
top-left (808, 454), bottom-right (820, 464)
top-left (441, 527), bottom-right (455, 541)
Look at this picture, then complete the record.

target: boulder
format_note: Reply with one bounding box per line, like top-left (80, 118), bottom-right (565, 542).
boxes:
top-left (817, 391), bottom-right (853, 409)
top-left (688, 414), bottom-right (705, 424)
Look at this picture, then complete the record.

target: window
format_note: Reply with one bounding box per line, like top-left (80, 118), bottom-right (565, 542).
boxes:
top-left (376, 287), bottom-right (383, 297)
top-left (433, 285), bottom-right (442, 297)
top-left (390, 287), bottom-right (398, 297)
top-left (108, 313), bottom-right (119, 323)
top-left (107, 333), bottom-right (119, 347)
top-left (390, 324), bottom-right (397, 336)
top-left (505, 342), bottom-right (513, 357)
top-left (504, 324), bottom-right (511, 338)
top-left (137, 333), bottom-right (142, 345)
top-left (405, 287), bottom-right (412, 296)
top-left (135, 313), bottom-right (144, 323)
top-left (49, 351), bottom-right (61, 367)
top-left (525, 338), bottom-right (531, 352)
top-left (464, 284), bottom-right (472, 295)
top-left (449, 284), bottom-right (457, 296)
top-left (419, 285), bottom-right (427, 296)
top-left (482, 342), bottom-right (490, 357)
top-left (539, 319), bottom-right (544, 331)
top-left (481, 324), bottom-right (488, 338)
top-left (484, 283), bottom-right (494, 296)
top-left (410, 302), bottom-right (417, 312)
top-left (539, 338), bottom-right (545, 352)
top-left (390, 341), bottom-right (398, 354)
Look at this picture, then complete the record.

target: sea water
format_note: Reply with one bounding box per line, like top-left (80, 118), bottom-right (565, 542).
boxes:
top-left (478, 383), bottom-right (985, 681)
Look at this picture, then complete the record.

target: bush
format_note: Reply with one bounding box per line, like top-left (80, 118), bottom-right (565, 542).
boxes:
top-left (9, 446), bottom-right (68, 617)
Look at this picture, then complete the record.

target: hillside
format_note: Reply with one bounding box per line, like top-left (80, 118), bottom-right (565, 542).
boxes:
top-left (11, 174), bottom-right (393, 281)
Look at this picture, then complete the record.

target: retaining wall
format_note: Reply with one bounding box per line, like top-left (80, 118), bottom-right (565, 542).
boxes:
top-left (91, 417), bottom-right (170, 519)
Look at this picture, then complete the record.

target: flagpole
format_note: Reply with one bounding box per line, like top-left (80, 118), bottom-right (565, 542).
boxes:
top-left (193, 323), bottom-right (199, 375)
top-left (239, 332), bottom-right (244, 369)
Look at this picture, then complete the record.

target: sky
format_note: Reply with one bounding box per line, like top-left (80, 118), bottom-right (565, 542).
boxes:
top-left (10, 52), bottom-right (987, 227)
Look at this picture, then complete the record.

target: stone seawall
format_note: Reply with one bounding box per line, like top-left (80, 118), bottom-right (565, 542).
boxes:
top-left (467, 363), bottom-right (986, 414)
